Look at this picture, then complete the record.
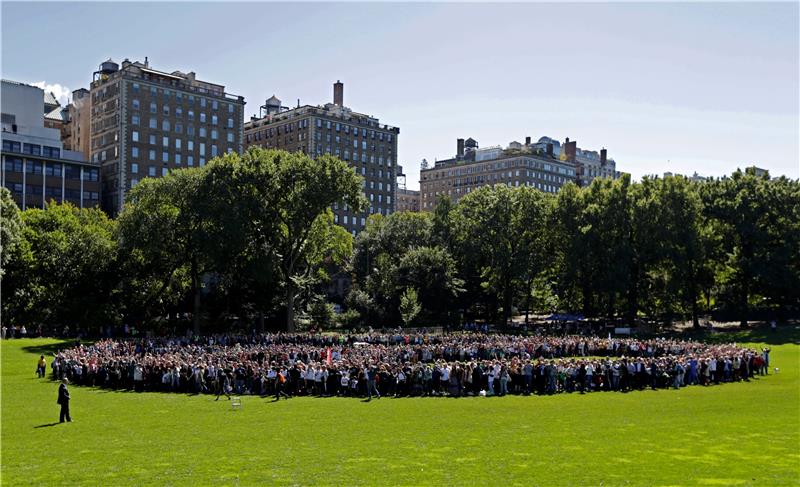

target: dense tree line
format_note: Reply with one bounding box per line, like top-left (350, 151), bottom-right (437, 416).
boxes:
top-left (1, 152), bottom-right (798, 333)
top-left (349, 169), bottom-right (800, 328)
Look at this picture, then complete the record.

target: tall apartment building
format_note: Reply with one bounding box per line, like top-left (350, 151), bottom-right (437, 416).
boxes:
top-left (1, 80), bottom-right (100, 210)
top-left (88, 58), bottom-right (245, 215)
top-left (533, 136), bottom-right (619, 187)
top-left (245, 81), bottom-right (399, 235)
top-left (396, 188), bottom-right (420, 212)
top-left (62, 88), bottom-right (91, 159)
top-left (420, 137), bottom-right (579, 210)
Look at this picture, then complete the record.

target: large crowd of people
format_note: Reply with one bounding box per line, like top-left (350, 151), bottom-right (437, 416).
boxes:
top-left (47, 332), bottom-right (771, 400)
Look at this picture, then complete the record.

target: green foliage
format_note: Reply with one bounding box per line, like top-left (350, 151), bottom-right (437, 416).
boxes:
top-left (399, 287), bottom-right (422, 326)
top-left (0, 188), bottom-right (23, 272)
top-left (2, 202), bottom-right (118, 329)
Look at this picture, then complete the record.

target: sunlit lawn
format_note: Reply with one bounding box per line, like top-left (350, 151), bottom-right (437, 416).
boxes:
top-left (2, 329), bottom-right (799, 486)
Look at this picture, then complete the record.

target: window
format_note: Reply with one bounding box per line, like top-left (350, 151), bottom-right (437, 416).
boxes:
top-left (43, 146), bottom-right (60, 158)
top-left (132, 146), bottom-right (139, 158)
top-left (3, 158), bottom-right (22, 172)
top-left (227, 118), bottom-right (234, 128)
top-left (187, 155), bottom-right (194, 166)
top-left (2, 140), bottom-right (21, 153)
top-left (228, 103), bottom-right (234, 113)
top-left (25, 161), bottom-right (43, 174)
top-left (132, 99), bottom-right (140, 110)
top-left (132, 83), bottom-right (140, 93)
top-left (175, 153), bottom-right (181, 165)
top-left (187, 125), bottom-right (194, 136)
top-left (199, 128), bottom-right (206, 138)
top-left (211, 145), bottom-right (218, 157)
top-left (227, 132), bottom-right (234, 143)
top-left (148, 166), bottom-right (156, 177)
top-left (176, 107), bottom-right (182, 117)
top-left (132, 131), bottom-right (139, 142)
top-left (65, 165), bottom-right (81, 180)
top-left (149, 118), bottom-right (157, 129)
top-left (162, 168), bottom-right (168, 177)
top-left (187, 140), bottom-right (194, 151)
top-left (131, 178), bottom-right (139, 187)
top-left (162, 152), bottom-right (169, 162)
top-left (188, 110), bottom-right (195, 120)
top-left (150, 102), bottom-right (157, 114)
top-left (149, 135), bottom-right (156, 145)
top-left (211, 129), bottom-right (218, 140)
top-left (45, 162), bottom-right (62, 176)
top-left (175, 123), bottom-right (182, 134)
top-left (199, 143), bottom-right (205, 156)
top-left (131, 163), bottom-right (139, 174)
top-left (149, 150), bottom-right (156, 161)
top-left (163, 137), bottom-right (169, 147)
top-left (211, 115), bottom-right (218, 125)
top-left (175, 139), bottom-right (182, 150)
top-left (163, 105), bottom-right (170, 116)
top-left (23, 143), bottom-right (41, 156)
top-left (162, 120), bottom-right (170, 131)
top-left (200, 113), bottom-right (206, 123)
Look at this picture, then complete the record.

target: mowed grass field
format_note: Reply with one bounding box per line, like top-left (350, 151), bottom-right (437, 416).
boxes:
top-left (2, 331), bottom-right (799, 487)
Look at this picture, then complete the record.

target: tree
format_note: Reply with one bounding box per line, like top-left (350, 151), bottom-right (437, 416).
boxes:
top-left (117, 168), bottom-right (210, 333)
top-left (452, 185), bottom-right (531, 324)
top-left (3, 202), bottom-right (118, 330)
top-left (226, 148), bottom-right (365, 331)
top-left (0, 188), bottom-right (23, 273)
top-left (399, 287), bottom-right (421, 327)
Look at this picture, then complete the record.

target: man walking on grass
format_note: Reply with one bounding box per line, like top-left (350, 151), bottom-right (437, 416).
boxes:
top-left (57, 378), bottom-right (71, 423)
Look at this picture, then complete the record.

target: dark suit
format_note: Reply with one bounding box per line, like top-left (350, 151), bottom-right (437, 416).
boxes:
top-left (57, 383), bottom-right (71, 422)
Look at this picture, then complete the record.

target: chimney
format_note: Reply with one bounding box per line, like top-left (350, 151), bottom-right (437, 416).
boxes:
top-left (333, 80), bottom-right (344, 106)
top-left (564, 138), bottom-right (577, 163)
top-left (600, 148), bottom-right (607, 165)
top-left (546, 143), bottom-right (553, 157)
top-left (525, 136), bottom-right (531, 146)
top-left (457, 138), bottom-right (465, 158)
top-left (144, 56), bottom-right (149, 68)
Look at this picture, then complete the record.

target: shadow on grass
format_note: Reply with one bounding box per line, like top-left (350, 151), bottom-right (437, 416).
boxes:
top-left (21, 340), bottom-right (76, 357)
top-left (662, 324), bottom-right (800, 346)
top-left (33, 422), bottom-right (61, 428)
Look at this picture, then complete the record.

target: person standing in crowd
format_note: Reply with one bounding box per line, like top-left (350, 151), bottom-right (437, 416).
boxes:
top-left (57, 378), bottom-right (72, 423)
top-left (275, 367), bottom-right (291, 401)
top-left (366, 365), bottom-right (380, 401)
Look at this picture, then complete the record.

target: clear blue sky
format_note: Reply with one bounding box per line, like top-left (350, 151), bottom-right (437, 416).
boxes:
top-left (3, 2), bottom-right (798, 189)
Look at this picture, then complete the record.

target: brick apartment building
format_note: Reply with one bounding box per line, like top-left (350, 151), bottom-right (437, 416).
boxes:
top-left (244, 81), bottom-right (399, 235)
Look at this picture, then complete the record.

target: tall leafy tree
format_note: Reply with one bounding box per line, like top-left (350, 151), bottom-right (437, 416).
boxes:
top-left (3, 202), bottom-right (118, 330)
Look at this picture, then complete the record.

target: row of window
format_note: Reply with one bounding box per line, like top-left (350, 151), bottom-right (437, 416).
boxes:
top-left (131, 130), bottom-right (234, 144)
top-left (315, 119), bottom-right (394, 142)
top-left (131, 100), bottom-right (235, 128)
top-left (2, 140), bottom-right (62, 159)
top-left (3, 159), bottom-right (99, 181)
top-left (4, 181), bottom-right (99, 201)
top-left (130, 116), bottom-right (237, 139)
top-left (132, 144), bottom-right (231, 165)
top-left (130, 83), bottom-right (237, 114)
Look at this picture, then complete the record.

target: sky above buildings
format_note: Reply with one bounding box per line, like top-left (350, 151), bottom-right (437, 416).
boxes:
top-left (2, 2), bottom-right (798, 189)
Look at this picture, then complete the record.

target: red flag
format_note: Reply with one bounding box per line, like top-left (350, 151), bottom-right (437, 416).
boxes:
top-left (326, 347), bottom-right (332, 365)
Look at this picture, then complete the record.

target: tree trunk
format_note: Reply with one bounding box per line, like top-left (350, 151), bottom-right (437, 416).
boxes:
top-left (286, 285), bottom-right (296, 332)
top-left (503, 274), bottom-right (513, 326)
top-left (525, 278), bottom-right (533, 324)
top-left (739, 275), bottom-right (749, 328)
top-left (191, 260), bottom-right (200, 336)
top-left (690, 276), bottom-right (700, 328)
top-left (257, 311), bottom-right (265, 333)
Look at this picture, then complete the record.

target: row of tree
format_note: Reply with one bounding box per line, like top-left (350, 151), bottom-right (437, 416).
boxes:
top-left (350, 169), bottom-right (800, 328)
top-left (2, 147), bottom-right (798, 333)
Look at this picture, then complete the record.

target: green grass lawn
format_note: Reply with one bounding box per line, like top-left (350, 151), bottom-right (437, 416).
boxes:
top-left (2, 331), bottom-right (799, 487)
